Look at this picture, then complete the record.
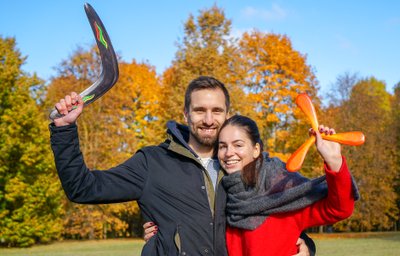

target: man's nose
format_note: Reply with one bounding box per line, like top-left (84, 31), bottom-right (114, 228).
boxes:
top-left (203, 111), bottom-right (214, 126)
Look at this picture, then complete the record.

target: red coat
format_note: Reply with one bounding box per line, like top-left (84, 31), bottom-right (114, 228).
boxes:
top-left (226, 157), bottom-right (355, 256)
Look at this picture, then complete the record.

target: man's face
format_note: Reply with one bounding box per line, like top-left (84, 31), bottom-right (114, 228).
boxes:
top-left (184, 88), bottom-right (228, 147)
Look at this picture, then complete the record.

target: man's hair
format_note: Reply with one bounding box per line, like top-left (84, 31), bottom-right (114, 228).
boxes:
top-left (184, 76), bottom-right (230, 112)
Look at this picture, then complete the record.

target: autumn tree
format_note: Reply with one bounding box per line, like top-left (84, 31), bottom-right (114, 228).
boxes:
top-left (238, 30), bottom-right (319, 168)
top-left (44, 45), bottom-right (162, 238)
top-left (161, 5), bottom-right (249, 123)
top-left (326, 77), bottom-right (398, 231)
top-left (0, 36), bottom-right (63, 246)
top-left (161, 6), bottom-right (322, 178)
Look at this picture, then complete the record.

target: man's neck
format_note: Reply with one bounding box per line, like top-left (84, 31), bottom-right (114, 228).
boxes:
top-left (188, 138), bottom-right (214, 158)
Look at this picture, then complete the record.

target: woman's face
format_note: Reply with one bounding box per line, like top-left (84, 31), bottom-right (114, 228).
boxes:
top-left (218, 124), bottom-right (260, 174)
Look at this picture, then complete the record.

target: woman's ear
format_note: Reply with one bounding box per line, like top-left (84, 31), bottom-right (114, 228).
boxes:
top-left (253, 143), bottom-right (261, 159)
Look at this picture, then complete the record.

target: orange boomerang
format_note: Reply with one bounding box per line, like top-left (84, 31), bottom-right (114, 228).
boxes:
top-left (286, 93), bottom-right (365, 172)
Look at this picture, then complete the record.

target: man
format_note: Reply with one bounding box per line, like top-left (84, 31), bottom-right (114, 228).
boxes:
top-left (50, 76), bottom-right (314, 255)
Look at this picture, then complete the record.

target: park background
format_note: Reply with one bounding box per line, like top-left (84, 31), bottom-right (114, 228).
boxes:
top-left (0, 0), bottom-right (399, 254)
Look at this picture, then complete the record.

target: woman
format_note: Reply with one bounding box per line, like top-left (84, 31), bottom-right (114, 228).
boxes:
top-left (218, 115), bottom-right (358, 256)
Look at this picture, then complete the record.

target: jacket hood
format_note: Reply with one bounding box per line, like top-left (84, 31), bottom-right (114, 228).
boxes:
top-left (166, 120), bottom-right (199, 158)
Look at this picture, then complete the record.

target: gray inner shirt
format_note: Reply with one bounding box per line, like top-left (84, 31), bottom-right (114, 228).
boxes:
top-left (199, 157), bottom-right (220, 189)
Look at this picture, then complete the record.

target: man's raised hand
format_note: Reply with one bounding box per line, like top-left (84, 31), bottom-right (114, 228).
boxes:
top-left (54, 92), bottom-right (84, 127)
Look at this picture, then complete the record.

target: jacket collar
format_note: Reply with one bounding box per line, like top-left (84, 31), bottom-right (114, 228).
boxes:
top-left (166, 120), bottom-right (199, 158)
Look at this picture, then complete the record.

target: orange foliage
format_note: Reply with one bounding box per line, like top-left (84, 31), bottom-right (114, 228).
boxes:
top-left (45, 47), bottom-right (163, 238)
top-left (238, 31), bottom-right (319, 156)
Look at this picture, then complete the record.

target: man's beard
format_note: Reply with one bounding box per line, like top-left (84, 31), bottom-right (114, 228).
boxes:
top-left (190, 129), bottom-right (218, 147)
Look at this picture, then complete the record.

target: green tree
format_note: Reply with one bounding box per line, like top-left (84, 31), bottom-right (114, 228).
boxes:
top-left (393, 82), bottom-right (400, 230)
top-left (0, 36), bottom-right (63, 247)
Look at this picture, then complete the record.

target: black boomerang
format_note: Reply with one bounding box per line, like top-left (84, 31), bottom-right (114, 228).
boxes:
top-left (49, 3), bottom-right (119, 120)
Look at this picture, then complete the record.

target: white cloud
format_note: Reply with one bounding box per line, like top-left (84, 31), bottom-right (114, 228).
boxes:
top-left (241, 4), bottom-right (288, 21)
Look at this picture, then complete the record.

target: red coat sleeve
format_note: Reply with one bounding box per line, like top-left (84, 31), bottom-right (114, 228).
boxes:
top-left (294, 156), bottom-right (355, 229)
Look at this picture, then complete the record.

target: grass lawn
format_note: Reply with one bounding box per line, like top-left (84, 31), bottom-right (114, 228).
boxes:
top-left (311, 232), bottom-right (400, 256)
top-left (0, 239), bottom-right (145, 256)
top-left (0, 232), bottom-right (399, 256)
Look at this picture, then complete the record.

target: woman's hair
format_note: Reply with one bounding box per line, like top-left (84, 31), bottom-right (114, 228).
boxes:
top-left (219, 115), bottom-right (264, 186)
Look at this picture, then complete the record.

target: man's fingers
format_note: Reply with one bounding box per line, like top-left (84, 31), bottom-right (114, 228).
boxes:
top-left (71, 92), bottom-right (82, 108)
top-left (52, 92), bottom-right (84, 126)
top-left (55, 102), bottom-right (63, 115)
top-left (71, 92), bottom-right (78, 105)
top-left (65, 95), bottom-right (72, 111)
top-left (59, 99), bottom-right (68, 115)
top-left (75, 95), bottom-right (84, 112)
top-left (55, 93), bottom-right (81, 115)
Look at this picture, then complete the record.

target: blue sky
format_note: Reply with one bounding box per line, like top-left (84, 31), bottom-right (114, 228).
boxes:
top-left (1, 0), bottom-right (399, 98)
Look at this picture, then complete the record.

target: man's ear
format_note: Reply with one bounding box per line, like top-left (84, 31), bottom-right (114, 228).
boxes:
top-left (183, 111), bottom-right (188, 123)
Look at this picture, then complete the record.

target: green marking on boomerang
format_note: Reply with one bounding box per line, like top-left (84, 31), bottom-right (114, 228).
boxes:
top-left (71, 94), bottom-right (95, 110)
top-left (82, 94), bottom-right (95, 102)
top-left (94, 21), bottom-right (108, 49)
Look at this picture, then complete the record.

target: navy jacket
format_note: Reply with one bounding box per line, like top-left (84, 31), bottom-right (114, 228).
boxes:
top-left (50, 121), bottom-right (228, 255)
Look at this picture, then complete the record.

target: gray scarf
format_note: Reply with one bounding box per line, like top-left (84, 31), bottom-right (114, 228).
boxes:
top-left (221, 153), bottom-right (359, 230)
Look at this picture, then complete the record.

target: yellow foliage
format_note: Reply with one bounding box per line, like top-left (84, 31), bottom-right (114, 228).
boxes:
top-left (4, 177), bottom-right (27, 202)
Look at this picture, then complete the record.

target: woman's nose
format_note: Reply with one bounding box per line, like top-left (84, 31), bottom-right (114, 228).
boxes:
top-left (225, 146), bottom-right (234, 156)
